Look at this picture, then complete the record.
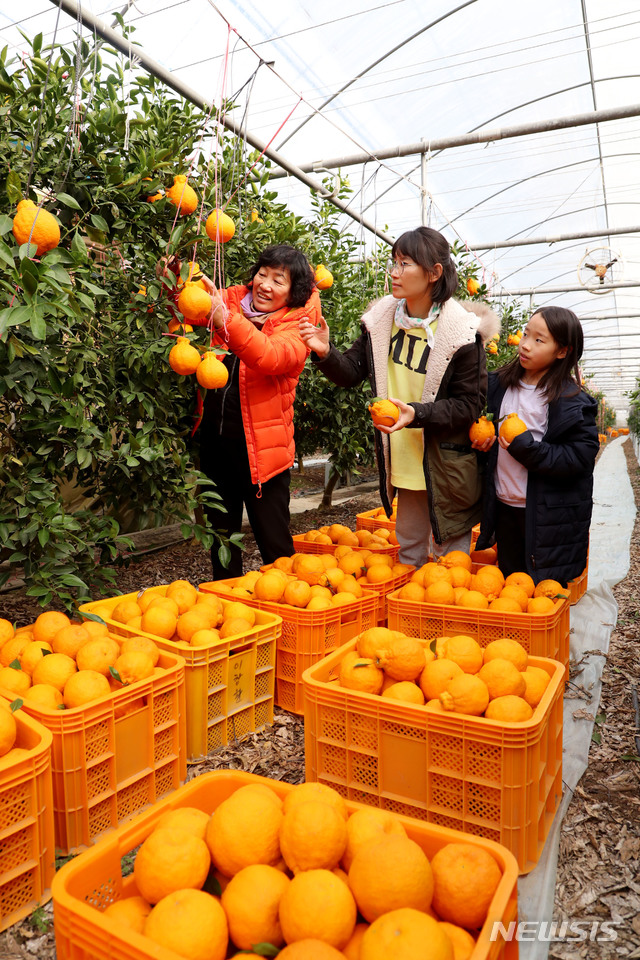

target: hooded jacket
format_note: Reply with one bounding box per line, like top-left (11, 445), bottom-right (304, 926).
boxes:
top-left (476, 371), bottom-right (599, 583)
top-left (196, 285), bottom-right (320, 486)
top-left (313, 295), bottom-right (500, 542)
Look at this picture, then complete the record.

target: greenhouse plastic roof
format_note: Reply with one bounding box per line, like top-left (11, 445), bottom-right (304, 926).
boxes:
top-left (4, 0), bottom-right (640, 411)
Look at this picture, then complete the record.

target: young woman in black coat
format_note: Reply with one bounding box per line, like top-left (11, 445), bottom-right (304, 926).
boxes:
top-left (472, 306), bottom-right (599, 586)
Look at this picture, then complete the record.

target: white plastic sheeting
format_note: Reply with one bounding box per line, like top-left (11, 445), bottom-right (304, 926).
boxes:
top-left (517, 436), bottom-right (635, 959)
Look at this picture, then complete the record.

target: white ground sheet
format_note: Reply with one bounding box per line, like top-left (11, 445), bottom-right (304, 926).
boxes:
top-left (517, 437), bottom-right (635, 958)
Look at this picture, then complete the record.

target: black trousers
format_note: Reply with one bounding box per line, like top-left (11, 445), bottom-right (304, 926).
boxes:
top-left (199, 433), bottom-right (294, 580)
top-left (495, 500), bottom-right (527, 578)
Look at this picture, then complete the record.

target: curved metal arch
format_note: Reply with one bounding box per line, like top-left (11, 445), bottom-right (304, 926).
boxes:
top-left (497, 239), bottom-right (593, 284)
top-left (449, 154), bottom-right (640, 226)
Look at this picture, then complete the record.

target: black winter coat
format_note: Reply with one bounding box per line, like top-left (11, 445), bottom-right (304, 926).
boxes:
top-left (476, 373), bottom-right (599, 584)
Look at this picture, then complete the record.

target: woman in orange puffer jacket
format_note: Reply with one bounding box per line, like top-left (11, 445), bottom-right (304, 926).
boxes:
top-left (195, 245), bottom-right (321, 578)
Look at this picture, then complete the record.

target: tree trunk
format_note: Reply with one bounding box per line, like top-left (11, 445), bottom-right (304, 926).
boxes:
top-left (321, 466), bottom-right (340, 509)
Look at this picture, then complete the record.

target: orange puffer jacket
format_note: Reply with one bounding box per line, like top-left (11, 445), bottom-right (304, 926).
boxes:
top-left (209, 284), bottom-right (321, 486)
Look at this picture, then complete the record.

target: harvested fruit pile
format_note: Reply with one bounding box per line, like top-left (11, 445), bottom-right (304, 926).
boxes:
top-left (93, 778), bottom-right (502, 959)
top-left (205, 546), bottom-right (411, 612)
top-left (339, 625), bottom-right (549, 721)
top-left (397, 551), bottom-right (566, 614)
top-left (0, 610), bottom-right (162, 714)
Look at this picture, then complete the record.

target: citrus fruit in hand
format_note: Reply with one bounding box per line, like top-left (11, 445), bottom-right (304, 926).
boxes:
top-left (177, 282), bottom-right (212, 322)
top-left (469, 415), bottom-right (495, 443)
top-left (499, 412), bottom-right (527, 442)
top-left (368, 399), bottom-right (399, 427)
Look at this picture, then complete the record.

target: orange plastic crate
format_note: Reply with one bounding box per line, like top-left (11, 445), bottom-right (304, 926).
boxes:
top-left (360, 567), bottom-right (415, 624)
top-left (387, 590), bottom-right (570, 671)
top-left (52, 770), bottom-right (519, 960)
top-left (0, 700), bottom-right (55, 932)
top-left (568, 563), bottom-right (588, 605)
top-left (303, 642), bottom-right (564, 874)
top-left (199, 580), bottom-right (377, 715)
top-left (355, 506), bottom-right (396, 533)
top-left (292, 533), bottom-right (399, 561)
top-left (10, 638), bottom-right (186, 855)
top-left (79, 588), bottom-right (279, 762)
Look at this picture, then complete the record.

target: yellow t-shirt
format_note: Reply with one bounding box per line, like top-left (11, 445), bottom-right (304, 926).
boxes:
top-left (387, 322), bottom-right (436, 490)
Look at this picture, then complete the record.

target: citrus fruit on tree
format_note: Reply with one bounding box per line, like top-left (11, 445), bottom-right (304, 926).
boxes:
top-left (177, 282), bottom-right (212, 322)
top-left (12, 198), bottom-right (60, 255)
top-left (205, 209), bottom-right (236, 242)
top-left (169, 336), bottom-right (201, 375)
top-left (196, 352), bottom-right (228, 389)
top-left (314, 264), bottom-right (334, 289)
top-left (466, 276), bottom-right (480, 295)
top-left (166, 174), bottom-right (198, 215)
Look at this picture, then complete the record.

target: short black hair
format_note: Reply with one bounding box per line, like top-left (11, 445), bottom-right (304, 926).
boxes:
top-left (391, 227), bottom-right (458, 303)
top-left (247, 245), bottom-right (314, 308)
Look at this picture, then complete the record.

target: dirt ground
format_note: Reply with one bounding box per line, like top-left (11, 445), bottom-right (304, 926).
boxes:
top-left (1, 453), bottom-right (639, 959)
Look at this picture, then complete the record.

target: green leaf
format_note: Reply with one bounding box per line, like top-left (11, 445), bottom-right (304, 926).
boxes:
top-left (9, 699), bottom-right (23, 713)
top-left (90, 213), bottom-right (109, 233)
top-left (76, 448), bottom-right (92, 469)
top-left (71, 231), bottom-right (88, 260)
top-left (109, 666), bottom-right (122, 684)
top-left (29, 304), bottom-right (47, 340)
top-left (80, 612), bottom-right (107, 626)
top-left (0, 305), bottom-right (31, 337)
top-left (57, 193), bottom-right (83, 211)
top-left (9, 659), bottom-right (21, 669)
top-left (6, 170), bottom-right (21, 206)
top-left (248, 945), bottom-right (279, 957)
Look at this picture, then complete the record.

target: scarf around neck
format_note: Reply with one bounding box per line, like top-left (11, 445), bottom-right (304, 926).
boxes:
top-left (394, 298), bottom-right (441, 348)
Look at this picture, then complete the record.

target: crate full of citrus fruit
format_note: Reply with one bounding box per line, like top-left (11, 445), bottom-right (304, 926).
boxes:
top-left (387, 551), bottom-right (570, 669)
top-left (0, 696), bottom-right (55, 933)
top-left (51, 770), bottom-right (519, 960)
top-left (303, 625), bottom-right (565, 874)
top-left (0, 612), bottom-right (186, 854)
top-left (293, 520), bottom-right (399, 558)
top-left (79, 581), bottom-right (280, 761)
top-left (199, 553), bottom-right (381, 714)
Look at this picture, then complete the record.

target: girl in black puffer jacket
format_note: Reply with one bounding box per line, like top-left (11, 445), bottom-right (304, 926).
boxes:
top-left (472, 306), bottom-right (599, 586)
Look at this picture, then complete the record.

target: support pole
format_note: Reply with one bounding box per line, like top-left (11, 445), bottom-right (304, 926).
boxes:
top-left (267, 104), bottom-right (640, 178)
top-left (48, 0), bottom-right (395, 245)
top-left (467, 224), bottom-right (640, 251)
top-left (490, 281), bottom-right (640, 297)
